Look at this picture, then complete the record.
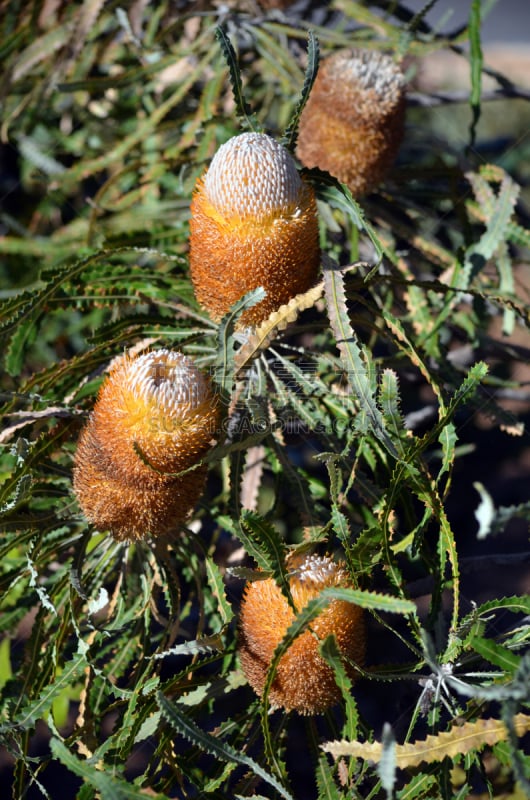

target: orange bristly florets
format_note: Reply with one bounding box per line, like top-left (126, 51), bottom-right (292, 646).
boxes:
top-left (189, 132), bottom-right (320, 327)
top-left (239, 553), bottom-right (365, 714)
top-left (297, 49), bottom-right (406, 197)
top-left (73, 349), bottom-right (220, 541)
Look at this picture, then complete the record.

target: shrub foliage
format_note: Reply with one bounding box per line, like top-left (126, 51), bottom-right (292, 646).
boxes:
top-left (1, 1), bottom-right (529, 798)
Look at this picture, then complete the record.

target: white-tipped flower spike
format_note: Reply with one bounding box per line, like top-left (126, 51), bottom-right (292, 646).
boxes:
top-left (239, 553), bottom-right (365, 715)
top-left (189, 132), bottom-right (320, 327)
top-left (297, 49), bottom-right (406, 197)
top-left (73, 350), bottom-right (221, 541)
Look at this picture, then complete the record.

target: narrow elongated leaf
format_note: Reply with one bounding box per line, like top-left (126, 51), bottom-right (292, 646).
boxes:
top-left (315, 180), bottom-right (388, 263)
top-left (382, 308), bottom-right (445, 407)
top-left (322, 714), bottom-right (530, 766)
top-left (467, 636), bottom-right (521, 674)
top-left (281, 31), bottom-right (319, 151)
top-left (495, 241), bottom-right (516, 335)
top-left (239, 510), bottom-right (290, 601)
top-left (323, 258), bottom-right (396, 456)
top-left (472, 176), bottom-right (518, 264)
top-left (462, 173), bottom-right (518, 294)
top-left (330, 506), bottom-right (351, 549)
top-left (316, 755), bottom-right (341, 800)
top-left (50, 737), bottom-right (163, 799)
top-left (151, 633), bottom-right (224, 659)
top-left (438, 421), bottom-right (457, 482)
top-left (12, 650), bottom-right (87, 730)
top-left (1, 256), bottom-right (96, 375)
top-left (240, 444), bottom-right (265, 512)
top-left (157, 692), bottom-right (294, 800)
top-left (437, 505), bottom-right (461, 651)
top-left (442, 362), bottom-right (488, 423)
top-left (0, 473), bottom-right (32, 515)
top-left (205, 556), bottom-right (234, 625)
top-left (322, 587), bottom-right (416, 614)
top-left (215, 26), bottom-right (260, 132)
top-left (459, 595), bottom-right (530, 627)
top-left (378, 369), bottom-right (408, 457)
top-left (319, 635), bottom-right (358, 740)
top-left (396, 772), bottom-right (438, 800)
top-left (468, 0), bottom-right (483, 146)
top-left (215, 287), bottom-right (266, 395)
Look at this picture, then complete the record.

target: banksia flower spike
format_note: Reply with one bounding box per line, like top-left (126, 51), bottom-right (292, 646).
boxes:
top-left (73, 349), bottom-right (220, 542)
top-left (189, 132), bottom-right (320, 327)
top-left (297, 49), bottom-right (406, 197)
top-left (239, 553), bottom-right (365, 715)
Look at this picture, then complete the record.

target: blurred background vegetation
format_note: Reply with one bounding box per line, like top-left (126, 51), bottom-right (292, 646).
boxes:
top-left (1, 1), bottom-right (530, 798)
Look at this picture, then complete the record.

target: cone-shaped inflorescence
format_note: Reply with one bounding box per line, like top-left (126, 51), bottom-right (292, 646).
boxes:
top-left (189, 132), bottom-right (321, 327)
top-left (297, 49), bottom-right (406, 197)
top-left (239, 553), bottom-right (365, 714)
top-left (73, 349), bottom-right (220, 541)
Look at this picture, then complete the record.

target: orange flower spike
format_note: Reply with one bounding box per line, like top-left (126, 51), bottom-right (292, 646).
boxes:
top-left (189, 132), bottom-right (321, 327)
top-left (297, 49), bottom-right (406, 197)
top-left (239, 553), bottom-right (365, 715)
top-left (73, 350), bottom-right (221, 541)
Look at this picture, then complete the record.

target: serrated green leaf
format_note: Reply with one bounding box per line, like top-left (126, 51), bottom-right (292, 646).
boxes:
top-left (458, 595), bottom-right (530, 630)
top-left (281, 31), bottom-right (319, 152)
top-left (215, 26), bottom-right (260, 132)
top-left (267, 362), bottom-right (326, 433)
top-left (379, 369), bottom-right (408, 457)
top-left (464, 175), bottom-right (519, 284)
top-left (1, 254), bottom-right (98, 375)
top-left (396, 772), bottom-right (438, 800)
top-left (12, 650), bottom-right (87, 731)
top-left (134, 710), bottom-right (161, 744)
top-left (152, 633), bottom-right (224, 658)
top-left (205, 556), bottom-right (234, 626)
top-left (477, 180), bottom-right (519, 263)
top-left (322, 259), bottom-right (396, 456)
top-left (421, 362), bottom-right (488, 457)
top-left (438, 421), bottom-right (457, 482)
top-left (330, 506), bottom-right (351, 548)
top-left (323, 587), bottom-right (416, 615)
top-left (437, 507), bottom-right (461, 656)
top-left (0, 472), bottom-right (33, 515)
top-left (77, 784), bottom-right (97, 800)
top-left (239, 510), bottom-right (290, 601)
top-left (157, 692), bottom-right (294, 800)
top-left (316, 754), bottom-right (341, 800)
top-left (319, 635), bottom-right (358, 740)
top-left (50, 737), bottom-right (164, 798)
top-left (315, 180), bottom-right (388, 263)
top-left (214, 287), bottom-right (266, 396)
top-left (469, 636), bottom-right (521, 675)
